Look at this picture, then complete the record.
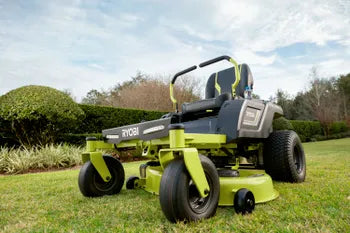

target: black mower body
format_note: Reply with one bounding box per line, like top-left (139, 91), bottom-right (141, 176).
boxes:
top-left (102, 98), bottom-right (283, 144)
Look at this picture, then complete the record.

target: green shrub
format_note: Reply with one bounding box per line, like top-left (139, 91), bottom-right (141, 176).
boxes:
top-left (312, 131), bottom-right (350, 142)
top-left (0, 144), bottom-right (82, 174)
top-left (273, 117), bottom-right (294, 131)
top-left (0, 94), bottom-right (166, 146)
top-left (58, 133), bottom-right (103, 146)
top-left (290, 120), bottom-right (323, 142)
top-left (329, 121), bottom-right (348, 135)
top-left (0, 117), bottom-right (12, 143)
top-left (0, 86), bottom-right (85, 147)
top-left (77, 104), bottom-right (165, 133)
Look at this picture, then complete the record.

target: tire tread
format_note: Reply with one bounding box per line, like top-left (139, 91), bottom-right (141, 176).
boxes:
top-left (264, 130), bottom-right (306, 182)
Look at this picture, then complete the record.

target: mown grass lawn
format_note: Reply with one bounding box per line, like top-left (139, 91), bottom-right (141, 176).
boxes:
top-left (1, 138), bottom-right (350, 232)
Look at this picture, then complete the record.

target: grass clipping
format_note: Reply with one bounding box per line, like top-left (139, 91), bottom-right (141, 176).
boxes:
top-left (0, 144), bottom-right (82, 174)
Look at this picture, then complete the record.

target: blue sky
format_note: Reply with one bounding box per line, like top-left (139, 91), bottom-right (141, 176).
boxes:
top-left (0, 0), bottom-right (349, 100)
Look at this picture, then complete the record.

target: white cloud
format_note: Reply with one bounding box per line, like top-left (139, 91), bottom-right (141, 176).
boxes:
top-left (0, 0), bottom-right (349, 102)
top-left (234, 49), bottom-right (276, 66)
top-left (206, 0), bottom-right (350, 52)
top-left (318, 59), bottom-right (350, 77)
top-left (119, 13), bottom-right (143, 24)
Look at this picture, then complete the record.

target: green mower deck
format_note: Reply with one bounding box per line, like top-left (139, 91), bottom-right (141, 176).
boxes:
top-left (134, 165), bottom-right (279, 206)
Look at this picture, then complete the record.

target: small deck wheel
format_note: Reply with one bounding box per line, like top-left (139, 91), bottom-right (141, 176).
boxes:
top-left (234, 188), bottom-right (255, 214)
top-left (126, 176), bottom-right (140, 189)
top-left (78, 155), bottom-right (125, 197)
top-left (159, 155), bottom-right (220, 222)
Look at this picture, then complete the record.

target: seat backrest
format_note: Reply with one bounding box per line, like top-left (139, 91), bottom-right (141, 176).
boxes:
top-left (205, 64), bottom-right (253, 99)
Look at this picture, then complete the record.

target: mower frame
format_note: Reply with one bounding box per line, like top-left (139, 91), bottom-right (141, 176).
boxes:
top-left (79, 55), bottom-right (306, 222)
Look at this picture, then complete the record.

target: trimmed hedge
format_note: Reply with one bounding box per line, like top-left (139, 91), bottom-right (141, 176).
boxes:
top-left (273, 118), bottom-right (324, 142)
top-left (77, 104), bottom-right (166, 134)
top-left (58, 133), bottom-right (103, 146)
top-left (0, 117), bottom-right (12, 146)
top-left (57, 105), bottom-right (165, 145)
top-left (273, 117), bottom-right (294, 131)
top-left (0, 104), bottom-right (165, 147)
top-left (312, 131), bottom-right (350, 141)
top-left (290, 120), bottom-right (323, 142)
top-left (277, 120), bottom-right (349, 142)
top-left (329, 121), bottom-right (348, 135)
top-left (0, 85), bottom-right (84, 146)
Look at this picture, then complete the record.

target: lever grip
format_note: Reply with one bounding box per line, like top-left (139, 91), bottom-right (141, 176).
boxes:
top-left (199, 55), bottom-right (231, 68)
top-left (171, 65), bottom-right (197, 84)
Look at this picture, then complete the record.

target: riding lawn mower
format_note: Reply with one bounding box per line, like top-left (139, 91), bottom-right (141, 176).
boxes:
top-left (78, 55), bottom-right (306, 222)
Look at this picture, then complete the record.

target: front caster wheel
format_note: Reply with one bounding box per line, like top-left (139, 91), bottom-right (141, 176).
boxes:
top-left (78, 155), bottom-right (125, 197)
top-left (159, 155), bottom-right (220, 222)
top-left (126, 176), bottom-right (139, 189)
top-left (234, 188), bottom-right (255, 214)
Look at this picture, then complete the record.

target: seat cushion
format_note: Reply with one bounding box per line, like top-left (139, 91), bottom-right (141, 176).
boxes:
top-left (182, 93), bottom-right (231, 115)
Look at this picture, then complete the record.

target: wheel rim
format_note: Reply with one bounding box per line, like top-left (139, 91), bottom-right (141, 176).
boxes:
top-left (187, 173), bottom-right (213, 214)
top-left (93, 168), bottom-right (117, 192)
top-left (245, 192), bottom-right (255, 212)
top-left (293, 144), bottom-right (303, 174)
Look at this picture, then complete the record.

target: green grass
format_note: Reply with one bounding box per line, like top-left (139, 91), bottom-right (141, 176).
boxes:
top-left (1, 138), bottom-right (350, 232)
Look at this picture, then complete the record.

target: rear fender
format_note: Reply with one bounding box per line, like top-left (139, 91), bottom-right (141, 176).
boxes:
top-left (238, 101), bottom-right (283, 138)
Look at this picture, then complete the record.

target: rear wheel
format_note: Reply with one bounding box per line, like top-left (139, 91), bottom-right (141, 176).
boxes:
top-left (159, 155), bottom-right (220, 222)
top-left (78, 155), bottom-right (125, 197)
top-left (263, 130), bottom-right (306, 182)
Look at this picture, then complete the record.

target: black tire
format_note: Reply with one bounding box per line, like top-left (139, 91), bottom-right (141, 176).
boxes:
top-left (126, 176), bottom-right (139, 189)
top-left (234, 188), bottom-right (255, 214)
top-left (159, 155), bottom-right (220, 222)
top-left (264, 130), bottom-right (306, 183)
top-left (78, 155), bottom-right (125, 197)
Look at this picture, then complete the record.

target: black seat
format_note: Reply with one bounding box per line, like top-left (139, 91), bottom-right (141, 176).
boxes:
top-left (182, 93), bottom-right (232, 114)
top-left (182, 64), bottom-right (253, 115)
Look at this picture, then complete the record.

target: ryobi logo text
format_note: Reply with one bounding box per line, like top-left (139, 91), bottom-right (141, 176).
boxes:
top-left (122, 127), bottom-right (139, 138)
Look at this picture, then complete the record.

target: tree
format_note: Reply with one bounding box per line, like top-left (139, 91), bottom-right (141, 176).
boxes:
top-left (337, 73), bottom-right (350, 121)
top-left (269, 68), bottom-right (348, 133)
top-left (81, 72), bottom-right (149, 106)
top-left (290, 92), bottom-right (314, 120)
top-left (306, 69), bottom-right (341, 135)
top-left (270, 67), bottom-right (345, 125)
top-left (82, 89), bottom-right (108, 105)
top-left (62, 89), bottom-right (77, 102)
top-left (307, 67), bottom-right (326, 108)
top-left (275, 89), bottom-right (294, 119)
top-left (82, 71), bottom-right (202, 112)
top-left (111, 76), bottom-right (201, 112)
